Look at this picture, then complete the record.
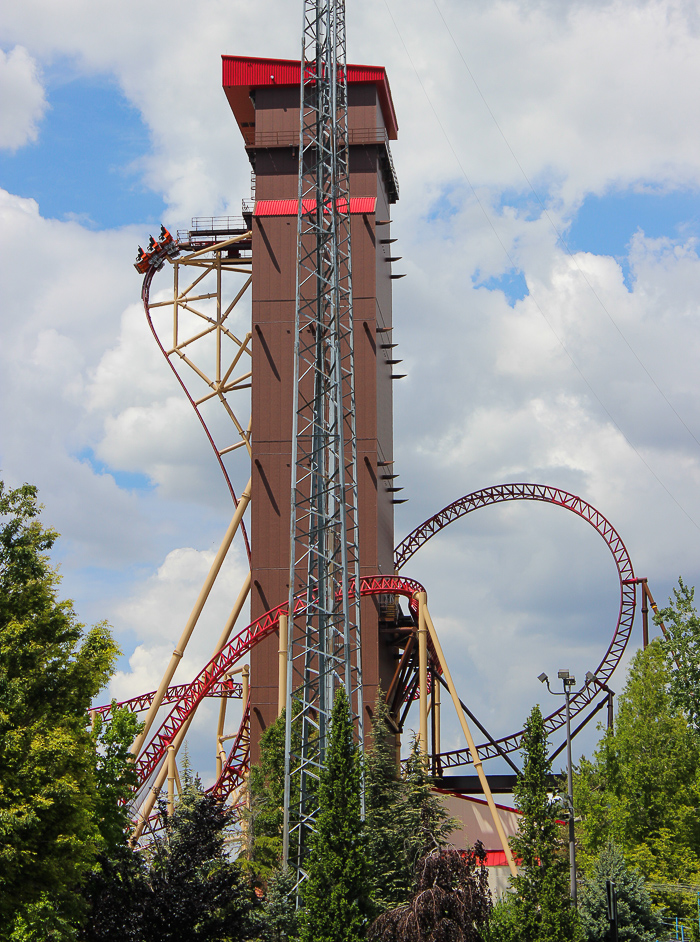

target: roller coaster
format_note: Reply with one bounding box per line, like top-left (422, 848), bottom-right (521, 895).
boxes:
top-left (98, 16), bottom-right (667, 878)
top-left (93, 222), bottom-right (665, 857)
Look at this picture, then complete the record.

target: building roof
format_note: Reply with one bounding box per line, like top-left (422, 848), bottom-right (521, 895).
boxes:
top-left (222, 55), bottom-right (398, 141)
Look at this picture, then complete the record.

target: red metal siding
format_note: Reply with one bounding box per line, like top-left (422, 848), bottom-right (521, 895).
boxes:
top-left (255, 197), bottom-right (377, 216)
top-left (222, 55), bottom-right (398, 139)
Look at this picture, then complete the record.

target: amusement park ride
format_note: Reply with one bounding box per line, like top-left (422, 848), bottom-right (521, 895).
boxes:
top-left (93, 0), bottom-right (669, 890)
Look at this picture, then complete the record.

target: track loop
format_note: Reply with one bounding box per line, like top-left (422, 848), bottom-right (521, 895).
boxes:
top-left (395, 484), bottom-right (636, 766)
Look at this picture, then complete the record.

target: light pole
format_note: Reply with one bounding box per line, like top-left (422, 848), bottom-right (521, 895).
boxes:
top-left (538, 669), bottom-right (579, 905)
top-left (585, 670), bottom-right (615, 730)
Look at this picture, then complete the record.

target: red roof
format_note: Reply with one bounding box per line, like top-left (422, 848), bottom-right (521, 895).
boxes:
top-left (222, 55), bottom-right (398, 141)
top-left (255, 197), bottom-right (377, 216)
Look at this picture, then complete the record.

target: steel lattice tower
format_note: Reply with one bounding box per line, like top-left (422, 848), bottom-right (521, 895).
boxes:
top-left (282, 0), bottom-right (364, 879)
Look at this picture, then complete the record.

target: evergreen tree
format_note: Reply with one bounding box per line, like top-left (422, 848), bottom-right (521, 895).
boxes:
top-left (481, 891), bottom-right (521, 942)
top-left (364, 690), bottom-right (455, 915)
top-left (0, 482), bottom-right (121, 939)
top-left (261, 866), bottom-right (299, 942)
top-left (578, 841), bottom-right (663, 942)
top-left (510, 704), bottom-right (579, 942)
top-left (245, 701), bottom-right (302, 886)
top-left (368, 845), bottom-right (491, 942)
top-left (142, 770), bottom-right (258, 941)
top-left (299, 685), bottom-right (370, 942)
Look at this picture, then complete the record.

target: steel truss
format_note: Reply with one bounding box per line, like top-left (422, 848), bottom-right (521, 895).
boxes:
top-left (143, 231), bottom-right (253, 560)
top-left (283, 0), bottom-right (362, 879)
top-left (395, 483), bottom-right (637, 768)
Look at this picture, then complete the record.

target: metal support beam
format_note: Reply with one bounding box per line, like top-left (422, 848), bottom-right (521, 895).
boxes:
top-left (283, 0), bottom-right (363, 887)
top-left (421, 598), bottom-right (517, 878)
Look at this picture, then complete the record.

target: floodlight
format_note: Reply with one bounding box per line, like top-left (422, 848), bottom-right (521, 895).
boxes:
top-left (557, 669), bottom-right (570, 680)
top-left (538, 672), bottom-right (548, 684)
top-left (585, 671), bottom-right (595, 684)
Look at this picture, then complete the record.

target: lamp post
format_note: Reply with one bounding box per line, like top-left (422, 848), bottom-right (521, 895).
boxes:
top-left (538, 669), bottom-right (579, 905)
top-left (585, 670), bottom-right (615, 730)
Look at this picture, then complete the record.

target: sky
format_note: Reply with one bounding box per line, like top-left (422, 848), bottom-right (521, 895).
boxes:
top-left (2, 0), bottom-right (700, 787)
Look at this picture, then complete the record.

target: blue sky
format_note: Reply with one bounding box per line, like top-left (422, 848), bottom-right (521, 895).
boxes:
top-left (0, 67), bottom-right (164, 228)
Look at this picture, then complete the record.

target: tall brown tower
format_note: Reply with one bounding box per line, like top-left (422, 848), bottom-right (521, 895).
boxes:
top-left (222, 56), bottom-right (401, 758)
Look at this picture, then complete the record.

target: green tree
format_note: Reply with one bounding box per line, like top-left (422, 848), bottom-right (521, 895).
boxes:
top-left (578, 841), bottom-right (663, 942)
top-left (364, 690), bottom-right (455, 915)
top-left (261, 865), bottom-right (299, 942)
top-left (0, 482), bottom-right (120, 938)
top-left (299, 685), bottom-right (370, 942)
top-left (657, 578), bottom-right (700, 733)
top-left (245, 701), bottom-right (302, 886)
top-left (142, 771), bottom-right (257, 941)
top-left (574, 641), bottom-right (700, 921)
top-left (510, 704), bottom-right (579, 942)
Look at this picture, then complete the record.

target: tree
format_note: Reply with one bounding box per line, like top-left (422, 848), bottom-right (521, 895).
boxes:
top-left (578, 841), bottom-right (663, 942)
top-left (244, 700), bottom-right (302, 886)
top-left (657, 578), bottom-right (700, 733)
top-left (364, 690), bottom-right (455, 915)
top-left (261, 865), bottom-right (299, 942)
top-left (510, 704), bottom-right (579, 942)
top-left (0, 482), bottom-right (120, 938)
top-left (299, 685), bottom-right (371, 942)
top-left (368, 845), bottom-right (491, 942)
top-left (142, 770), bottom-right (258, 941)
top-left (574, 640), bottom-right (700, 925)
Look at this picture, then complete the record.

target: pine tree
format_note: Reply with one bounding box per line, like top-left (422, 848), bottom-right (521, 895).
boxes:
top-left (578, 841), bottom-right (663, 942)
top-left (142, 770), bottom-right (258, 941)
top-left (299, 686), bottom-right (370, 942)
top-left (364, 691), bottom-right (417, 913)
top-left (262, 866), bottom-right (299, 942)
top-left (510, 704), bottom-right (579, 942)
top-left (364, 690), bottom-right (455, 915)
top-left (245, 701), bottom-right (302, 886)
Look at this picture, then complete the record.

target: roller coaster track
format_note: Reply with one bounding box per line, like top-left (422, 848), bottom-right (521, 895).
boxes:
top-left (131, 574), bottom-right (425, 792)
top-left (104, 482), bottom-right (638, 824)
top-left (394, 483), bottom-right (637, 767)
top-left (141, 248), bottom-right (253, 564)
top-left (93, 677), bottom-right (243, 722)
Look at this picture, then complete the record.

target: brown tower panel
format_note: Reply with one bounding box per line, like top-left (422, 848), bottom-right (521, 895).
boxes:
top-left (222, 57), bottom-right (400, 759)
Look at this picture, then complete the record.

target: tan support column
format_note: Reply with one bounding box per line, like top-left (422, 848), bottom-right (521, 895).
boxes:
top-left (216, 680), bottom-right (229, 781)
top-left (131, 479), bottom-right (251, 758)
top-left (212, 571), bottom-right (252, 654)
top-left (242, 663), bottom-right (250, 704)
top-left (434, 672), bottom-right (441, 756)
top-left (416, 592), bottom-right (429, 759)
top-left (423, 602), bottom-right (517, 878)
top-left (131, 565), bottom-right (252, 843)
top-left (167, 745), bottom-right (176, 816)
top-left (278, 614), bottom-right (288, 717)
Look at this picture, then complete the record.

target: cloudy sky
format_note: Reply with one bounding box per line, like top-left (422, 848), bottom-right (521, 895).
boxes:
top-left (2, 0), bottom-right (700, 783)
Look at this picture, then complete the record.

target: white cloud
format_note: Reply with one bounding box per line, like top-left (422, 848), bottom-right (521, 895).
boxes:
top-left (0, 46), bottom-right (46, 150)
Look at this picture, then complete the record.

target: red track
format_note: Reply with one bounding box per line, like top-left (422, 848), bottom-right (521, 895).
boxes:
top-left (116, 482), bottom-right (636, 821)
top-left (394, 483), bottom-right (636, 766)
top-left (132, 574), bottom-right (425, 792)
top-left (94, 677), bottom-right (242, 722)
